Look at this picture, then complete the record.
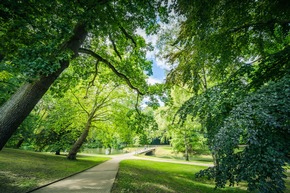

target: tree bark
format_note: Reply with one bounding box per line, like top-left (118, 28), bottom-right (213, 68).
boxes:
top-left (15, 138), bottom-right (24, 149)
top-left (55, 149), bottom-right (61, 155)
top-left (67, 117), bottom-right (92, 160)
top-left (212, 152), bottom-right (218, 166)
top-left (0, 24), bottom-right (87, 150)
top-left (184, 132), bottom-right (189, 161)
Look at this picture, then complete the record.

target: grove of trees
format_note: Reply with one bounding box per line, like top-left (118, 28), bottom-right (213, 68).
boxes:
top-left (1, 1), bottom-right (289, 192)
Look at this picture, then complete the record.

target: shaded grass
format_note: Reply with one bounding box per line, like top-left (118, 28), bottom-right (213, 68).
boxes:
top-left (112, 160), bottom-right (248, 193)
top-left (0, 148), bottom-right (110, 193)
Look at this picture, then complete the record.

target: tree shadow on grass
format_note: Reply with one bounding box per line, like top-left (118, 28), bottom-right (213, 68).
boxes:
top-left (112, 160), bottom-right (248, 193)
top-left (0, 171), bottom-right (38, 193)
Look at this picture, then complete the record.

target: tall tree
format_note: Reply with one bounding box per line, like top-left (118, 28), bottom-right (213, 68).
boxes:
top-left (165, 0), bottom-right (290, 192)
top-left (33, 95), bottom-right (82, 154)
top-left (0, 0), bottom-right (169, 150)
top-left (170, 0), bottom-right (290, 89)
top-left (194, 76), bottom-right (290, 192)
top-left (67, 80), bottom-right (122, 160)
top-left (155, 86), bottom-right (203, 161)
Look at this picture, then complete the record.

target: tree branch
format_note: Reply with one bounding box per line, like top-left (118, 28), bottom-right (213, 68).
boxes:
top-left (119, 26), bottom-right (137, 47)
top-left (106, 4), bottom-right (137, 47)
top-left (94, 118), bottom-right (110, 122)
top-left (71, 92), bottom-right (89, 116)
top-left (109, 33), bottom-right (122, 60)
top-left (227, 19), bottom-right (290, 34)
top-left (85, 60), bottom-right (99, 98)
top-left (135, 93), bottom-right (141, 115)
top-left (92, 86), bottom-right (116, 114)
top-left (93, 110), bottom-right (109, 119)
top-left (78, 48), bottom-right (144, 95)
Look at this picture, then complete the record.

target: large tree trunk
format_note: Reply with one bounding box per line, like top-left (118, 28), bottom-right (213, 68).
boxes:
top-left (67, 117), bottom-right (92, 160)
top-left (0, 24), bottom-right (87, 150)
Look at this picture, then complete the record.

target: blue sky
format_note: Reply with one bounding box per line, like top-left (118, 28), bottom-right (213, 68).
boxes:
top-left (136, 28), bottom-right (170, 107)
top-left (136, 28), bottom-right (170, 85)
top-left (152, 59), bottom-right (166, 80)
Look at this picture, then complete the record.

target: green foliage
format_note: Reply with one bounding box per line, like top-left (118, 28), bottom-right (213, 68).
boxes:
top-left (5, 114), bottom-right (39, 149)
top-left (169, 123), bottom-right (203, 159)
top-left (32, 95), bottom-right (82, 152)
top-left (0, 0), bottom-right (171, 108)
top-left (127, 109), bottom-right (158, 145)
top-left (177, 77), bottom-right (248, 146)
top-left (0, 62), bottom-right (23, 105)
top-left (169, 0), bottom-right (290, 91)
top-left (197, 76), bottom-right (290, 192)
top-left (155, 86), bottom-right (209, 157)
top-left (165, 1), bottom-right (290, 192)
top-left (147, 83), bottom-right (171, 107)
top-left (0, 0), bottom-right (76, 79)
top-left (1, 1), bottom-right (173, 152)
top-left (34, 68), bottom-right (146, 152)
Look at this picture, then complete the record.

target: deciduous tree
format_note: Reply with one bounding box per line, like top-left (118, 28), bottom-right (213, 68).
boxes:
top-left (166, 0), bottom-right (290, 191)
top-left (0, 0), bottom-right (169, 149)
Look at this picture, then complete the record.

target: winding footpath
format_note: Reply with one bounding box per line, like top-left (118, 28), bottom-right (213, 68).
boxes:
top-left (29, 149), bottom-right (213, 193)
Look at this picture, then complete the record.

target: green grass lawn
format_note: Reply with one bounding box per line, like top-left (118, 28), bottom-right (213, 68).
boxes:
top-left (139, 145), bottom-right (214, 164)
top-left (112, 160), bottom-right (248, 193)
top-left (119, 146), bottom-right (290, 193)
top-left (0, 148), bottom-right (110, 193)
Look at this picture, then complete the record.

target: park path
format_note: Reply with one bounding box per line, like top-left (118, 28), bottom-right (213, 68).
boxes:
top-left (30, 152), bottom-right (136, 193)
top-left (30, 148), bottom-right (213, 193)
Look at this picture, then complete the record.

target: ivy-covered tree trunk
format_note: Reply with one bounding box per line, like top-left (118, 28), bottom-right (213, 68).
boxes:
top-left (0, 24), bottom-right (87, 150)
top-left (67, 116), bottom-right (93, 160)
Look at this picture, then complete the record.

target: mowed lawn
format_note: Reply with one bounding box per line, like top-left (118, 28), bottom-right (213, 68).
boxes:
top-left (0, 148), bottom-right (109, 193)
top-left (112, 160), bottom-right (248, 193)
top-left (139, 146), bottom-right (214, 164)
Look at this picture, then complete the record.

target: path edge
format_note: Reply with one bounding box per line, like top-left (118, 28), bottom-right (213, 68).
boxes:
top-left (109, 161), bottom-right (122, 193)
top-left (25, 158), bottom-right (111, 193)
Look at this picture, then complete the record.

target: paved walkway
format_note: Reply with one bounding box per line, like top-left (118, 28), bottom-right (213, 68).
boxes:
top-left (31, 152), bottom-right (135, 193)
top-left (30, 149), bottom-right (213, 193)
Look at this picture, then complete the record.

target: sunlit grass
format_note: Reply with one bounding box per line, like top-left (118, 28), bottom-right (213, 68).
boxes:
top-left (138, 145), bottom-right (214, 165)
top-left (0, 148), bottom-right (110, 193)
top-left (112, 160), bottom-right (248, 193)
top-left (134, 146), bottom-right (290, 192)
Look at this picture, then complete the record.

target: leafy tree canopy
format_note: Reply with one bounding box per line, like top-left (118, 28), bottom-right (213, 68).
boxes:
top-left (0, 0), bottom-right (170, 94)
top-left (0, 0), bottom-right (171, 149)
top-left (168, 0), bottom-right (290, 92)
top-left (197, 75), bottom-right (290, 192)
top-left (165, 0), bottom-right (290, 192)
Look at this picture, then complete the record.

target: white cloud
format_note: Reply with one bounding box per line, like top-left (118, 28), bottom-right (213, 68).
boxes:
top-left (155, 57), bottom-right (171, 71)
top-left (136, 28), bottom-right (158, 46)
top-left (136, 28), bottom-right (172, 72)
top-left (146, 77), bottom-right (163, 85)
